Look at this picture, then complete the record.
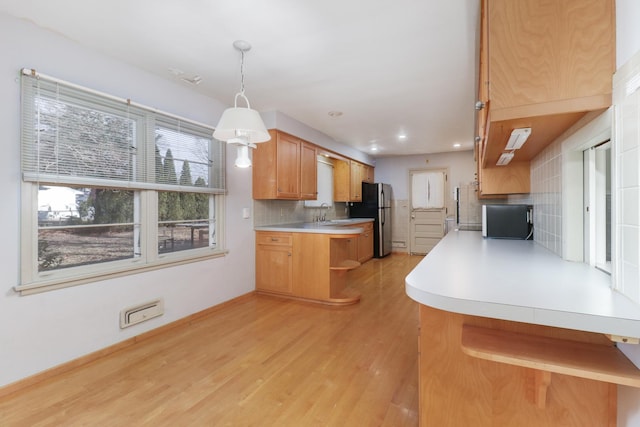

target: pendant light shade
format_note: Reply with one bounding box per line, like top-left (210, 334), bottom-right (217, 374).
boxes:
top-left (214, 40), bottom-right (270, 170)
top-left (213, 94), bottom-right (270, 143)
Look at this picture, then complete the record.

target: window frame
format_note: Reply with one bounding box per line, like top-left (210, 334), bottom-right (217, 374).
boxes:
top-left (17, 69), bottom-right (227, 295)
top-left (583, 141), bottom-right (612, 274)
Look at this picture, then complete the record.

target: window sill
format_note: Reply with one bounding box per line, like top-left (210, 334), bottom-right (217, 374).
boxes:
top-left (15, 249), bottom-right (228, 296)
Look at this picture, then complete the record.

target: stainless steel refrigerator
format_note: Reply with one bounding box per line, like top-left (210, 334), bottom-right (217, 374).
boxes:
top-left (349, 182), bottom-right (392, 258)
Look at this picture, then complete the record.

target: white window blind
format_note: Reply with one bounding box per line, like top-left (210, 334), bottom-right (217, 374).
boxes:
top-left (21, 69), bottom-right (225, 193)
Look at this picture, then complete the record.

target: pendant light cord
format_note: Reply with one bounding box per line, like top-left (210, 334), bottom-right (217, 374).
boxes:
top-left (239, 49), bottom-right (245, 96)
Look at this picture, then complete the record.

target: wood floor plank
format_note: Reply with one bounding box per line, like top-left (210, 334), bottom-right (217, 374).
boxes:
top-left (0, 253), bottom-right (423, 427)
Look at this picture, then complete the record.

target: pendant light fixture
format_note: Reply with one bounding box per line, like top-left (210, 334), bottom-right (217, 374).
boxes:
top-left (213, 40), bottom-right (270, 168)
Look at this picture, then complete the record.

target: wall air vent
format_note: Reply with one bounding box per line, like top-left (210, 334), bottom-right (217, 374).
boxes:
top-left (120, 298), bottom-right (164, 329)
top-left (505, 128), bottom-right (531, 150)
top-left (496, 152), bottom-right (515, 166)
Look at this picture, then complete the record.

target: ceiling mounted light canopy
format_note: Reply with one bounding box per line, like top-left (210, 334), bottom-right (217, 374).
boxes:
top-left (213, 40), bottom-right (270, 167)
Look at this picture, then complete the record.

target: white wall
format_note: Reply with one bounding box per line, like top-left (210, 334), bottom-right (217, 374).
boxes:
top-left (615, 3), bottom-right (640, 425)
top-left (374, 151), bottom-right (476, 249)
top-left (374, 150), bottom-right (476, 201)
top-left (0, 13), bottom-right (256, 387)
top-left (616, 0), bottom-right (640, 68)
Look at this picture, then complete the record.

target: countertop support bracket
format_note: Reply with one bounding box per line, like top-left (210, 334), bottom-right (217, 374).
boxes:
top-left (532, 370), bottom-right (552, 409)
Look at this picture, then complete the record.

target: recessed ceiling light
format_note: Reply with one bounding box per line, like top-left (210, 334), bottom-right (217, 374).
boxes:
top-left (398, 134), bottom-right (407, 140)
top-left (328, 111), bottom-right (343, 118)
top-left (371, 147), bottom-right (378, 152)
top-left (453, 143), bottom-right (461, 148)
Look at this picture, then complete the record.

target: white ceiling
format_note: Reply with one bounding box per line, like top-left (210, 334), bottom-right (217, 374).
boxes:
top-left (2, 0), bottom-right (480, 157)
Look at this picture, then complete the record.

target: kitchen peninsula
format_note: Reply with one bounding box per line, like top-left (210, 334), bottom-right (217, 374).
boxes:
top-left (406, 231), bottom-right (640, 426)
top-left (255, 219), bottom-right (373, 305)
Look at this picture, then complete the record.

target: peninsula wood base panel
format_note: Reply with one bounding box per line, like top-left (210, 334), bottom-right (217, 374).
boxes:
top-left (418, 305), bottom-right (616, 427)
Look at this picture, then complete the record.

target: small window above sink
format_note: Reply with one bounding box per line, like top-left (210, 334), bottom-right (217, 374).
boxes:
top-left (304, 157), bottom-right (333, 208)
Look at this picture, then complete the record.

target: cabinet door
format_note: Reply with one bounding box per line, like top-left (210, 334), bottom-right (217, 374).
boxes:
top-left (488, 0), bottom-right (614, 112)
top-left (299, 142), bottom-right (317, 200)
top-left (276, 133), bottom-right (300, 199)
top-left (256, 243), bottom-right (293, 294)
top-left (358, 225), bottom-right (374, 262)
top-left (363, 165), bottom-right (374, 183)
top-left (345, 236), bottom-right (358, 261)
top-left (252, 129), bottom-right (278, 200)
top-left (333, 159), bottom-right (350, 202)
top-left (350, 161), bottom-right (363, 202)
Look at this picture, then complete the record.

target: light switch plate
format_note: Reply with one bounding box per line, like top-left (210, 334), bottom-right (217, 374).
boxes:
top-left (242, 207), bottom-right (250, 219)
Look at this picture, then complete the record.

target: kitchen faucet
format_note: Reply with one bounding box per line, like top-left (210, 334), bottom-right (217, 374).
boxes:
top-left (320, 203), bottom-right (329, 222)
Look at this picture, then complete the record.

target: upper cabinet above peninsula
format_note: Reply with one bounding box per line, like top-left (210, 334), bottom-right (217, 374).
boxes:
top-left (476, 0), bottom-right (615, 196)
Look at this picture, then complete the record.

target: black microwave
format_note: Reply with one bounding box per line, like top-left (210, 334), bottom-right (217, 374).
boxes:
top-left (482, 204), bottom-right (533, 240)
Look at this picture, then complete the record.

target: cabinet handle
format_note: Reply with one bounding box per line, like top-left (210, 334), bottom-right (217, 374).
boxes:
top-left (288, 252), bottom-right (292, 256)
top-left (271, 238), bottom-right (279, 242)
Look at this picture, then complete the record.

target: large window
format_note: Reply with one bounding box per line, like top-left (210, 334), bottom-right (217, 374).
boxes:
top-left (18, 70), bottom-right (226, 294)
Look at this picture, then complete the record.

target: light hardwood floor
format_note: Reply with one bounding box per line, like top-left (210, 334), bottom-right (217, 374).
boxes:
top-left (0, 253), bottom-right (423, 426)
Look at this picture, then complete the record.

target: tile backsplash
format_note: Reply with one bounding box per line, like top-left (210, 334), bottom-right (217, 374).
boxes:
top-left (253, 199), bottom-right (349, 226)
top-left (528, 140), bottom-right (563, 256)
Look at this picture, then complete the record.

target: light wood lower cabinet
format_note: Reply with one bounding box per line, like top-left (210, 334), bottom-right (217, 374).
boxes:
top-left (256, 231), bottom-right (361, 305)
top-left (255, 232), bottom-right (293, 295)
top-left (418, 305), bottom-right (620, 426)
top-left (340, 222), bottom-right (374, 263)
top-left (357, 222), bottom-right (374, 263)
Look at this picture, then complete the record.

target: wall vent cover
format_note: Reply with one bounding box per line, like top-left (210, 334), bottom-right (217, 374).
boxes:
top-left (120, 298), bottom-right (164, 329)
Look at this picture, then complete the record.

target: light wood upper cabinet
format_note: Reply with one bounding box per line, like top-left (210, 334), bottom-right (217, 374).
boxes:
top-left (333, 159), bottom-right (350, 202)
top-left (334, 159), bottom-right (372, 202)
top-left (476, 0), bottom-right (614, 196)
top-left (253, 130), bottom-right (318, 200)
top-left (275, 132), bottom-right (300, 199)
top-left (253, 129), bottom-right (372, 201)
top-left (299, 141), bottom-right (317, 200)
top-left (363, 164), bottom-right (374, 184)
top-left (349, 161), bottom-right (364, 202)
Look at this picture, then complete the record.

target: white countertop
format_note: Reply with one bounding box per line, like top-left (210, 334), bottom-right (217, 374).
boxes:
top-left (405, 230), bottom-right (640, 339)
top-left (255, 218), bottom-right (373, 234)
